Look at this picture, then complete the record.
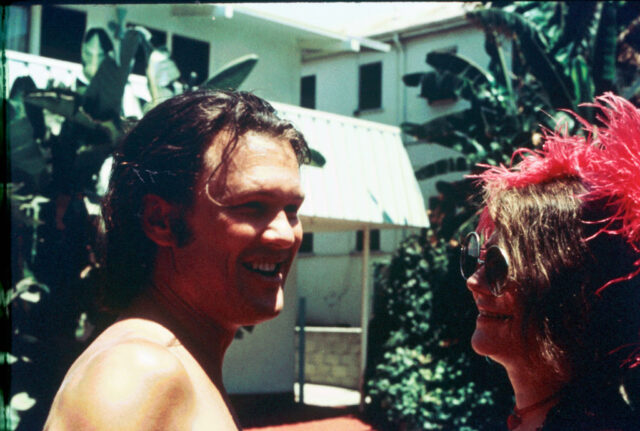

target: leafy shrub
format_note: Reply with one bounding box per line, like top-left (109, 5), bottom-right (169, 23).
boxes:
top-left (364, 231), bottom-right (512, 430)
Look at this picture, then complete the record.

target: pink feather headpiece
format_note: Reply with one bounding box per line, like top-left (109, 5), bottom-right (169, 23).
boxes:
top-left (476, 92), bottom-right (640, 293)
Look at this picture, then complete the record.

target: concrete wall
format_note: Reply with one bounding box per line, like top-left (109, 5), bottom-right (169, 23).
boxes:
top-left (294, 327), bottom-right (362, 390)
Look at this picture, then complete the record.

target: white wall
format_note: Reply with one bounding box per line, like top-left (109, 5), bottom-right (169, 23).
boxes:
top-left (302, 24), bottom-right (490, 201)
top-left (296, 228), bottom-right (416, 327)
top-left (223, 259), bottom-right (299, 394)
top-left (36, 4), bottom-right (301, 105)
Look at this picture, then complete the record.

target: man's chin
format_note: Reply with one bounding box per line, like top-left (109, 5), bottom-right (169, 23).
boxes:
top-left (240, 288), bottom-right (284, 325)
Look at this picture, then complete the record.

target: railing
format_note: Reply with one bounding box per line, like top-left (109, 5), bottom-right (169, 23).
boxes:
top-left (6, 49), bottom-right (151, 118)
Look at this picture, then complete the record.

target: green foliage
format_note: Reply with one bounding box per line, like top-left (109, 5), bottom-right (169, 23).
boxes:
top-left (202, 54), bottom-right (259, 91)
top-left (365, 233), bottom-right (511, 430)
top-left (403, 1), bottom-right (640, 189)
top-left (7, 17), bottom-right (264, 429)
top-left (367, 3), bottom-right (640, 430)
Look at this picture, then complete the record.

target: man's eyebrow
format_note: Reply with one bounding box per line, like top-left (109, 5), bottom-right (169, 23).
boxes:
top-left (224, 189), bottom-right (305, 201)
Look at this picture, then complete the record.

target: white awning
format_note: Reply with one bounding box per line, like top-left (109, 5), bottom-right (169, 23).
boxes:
top-left (272, 102), bottom-right (429, 232)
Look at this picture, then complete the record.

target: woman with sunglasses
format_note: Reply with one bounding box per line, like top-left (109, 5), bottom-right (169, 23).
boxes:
top-left (461, 93), bottom-right (640, 431)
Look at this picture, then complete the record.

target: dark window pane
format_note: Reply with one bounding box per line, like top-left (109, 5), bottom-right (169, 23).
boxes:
top-left (130, 25), bottom-right (167, 76)
top-left (358, 62), bottom-right (382, 111)
top-left (171, 34), bottom-right (210, 86)
top-left (356, 229), bottom-right (380, 251)
top-left (300, 75), bottom-right (316, 109)
top-left (7, 6), bottom-right (30, 53)
top-left (40, 6), bottom-right (86, 63)
top-left (300, 233), bottom-right (314, 253)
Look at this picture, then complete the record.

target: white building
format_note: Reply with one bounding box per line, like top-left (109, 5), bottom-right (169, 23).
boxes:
top-left (299, 2), bottom-right (492, 201)
top-left (6, 3), bottom-right (433, 401)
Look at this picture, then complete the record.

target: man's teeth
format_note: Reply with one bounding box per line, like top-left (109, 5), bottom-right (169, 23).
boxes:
top-left (251, 262), bottom-right (277, 272)
top-left (479, 311), bottom-right (511, 320)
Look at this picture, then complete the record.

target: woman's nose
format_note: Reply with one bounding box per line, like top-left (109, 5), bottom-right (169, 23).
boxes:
top-left (466, 267), bottom-right (490, 295)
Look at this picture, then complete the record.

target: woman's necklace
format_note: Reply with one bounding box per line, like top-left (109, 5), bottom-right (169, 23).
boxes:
top-left (507, 393), bottom-right (559, 430)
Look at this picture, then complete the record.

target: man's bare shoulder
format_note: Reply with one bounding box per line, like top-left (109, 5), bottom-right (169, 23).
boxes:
top-left (45, 319), bottom-right (195, 430)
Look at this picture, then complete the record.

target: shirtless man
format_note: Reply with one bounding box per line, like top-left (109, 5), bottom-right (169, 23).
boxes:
top-left (44, 90), bottom-right (309, 430)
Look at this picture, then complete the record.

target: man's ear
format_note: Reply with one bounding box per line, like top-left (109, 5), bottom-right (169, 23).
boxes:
top-left (141, 194), bottom-right (179, 247)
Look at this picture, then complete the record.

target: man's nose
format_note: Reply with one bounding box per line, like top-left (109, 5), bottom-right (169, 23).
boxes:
top-left (263, 210), bottom-right (298, 248)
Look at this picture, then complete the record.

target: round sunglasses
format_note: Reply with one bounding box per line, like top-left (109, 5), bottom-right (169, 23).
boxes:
top-left (460, 231), bottom-right (510, 296)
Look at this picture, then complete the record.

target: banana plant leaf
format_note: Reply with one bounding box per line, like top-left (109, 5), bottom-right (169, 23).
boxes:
top-left (402, 72), bottom-right (424, 87)
top-left (9, 117), bottom-right (47, 180)
top-left (24, 90), bottom-right (120, 144)
top-left (558, 2), bottom-right (600, 57)
top-left (401, 110), bottom-right (471, 142)
top-left (24, 89), bottom-right (78, 119)
top-left (426, 51), bottom-right (494, 90)
top-left (467, 8), bottom-right (576, 110)
top-left (308, 148), bottom-right (326, 167)
top-left (420, 71), bottom-right (459, 102)
top-left (571, 55), bottom-right (594, 105)
top-left (414, 156), bottom-right (470, 180)
top-left (82, 28), bottom-right (145, 122)
top-left (146, 48), bottom-right (182, 106)
top-left (202, 54), bottom-right (259, 91)
top-left (593, 2), bottom-right (618, 95)
top-left (483, 30), bottom-right (516, 116)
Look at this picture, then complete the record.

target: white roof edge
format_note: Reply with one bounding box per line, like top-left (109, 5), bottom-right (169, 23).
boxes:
top-left (229, 4), bottom-right (391, 53)
top-left (373, 14), bottom-right (470, 42)
top-left (270, 101), bottom-right (400, 134)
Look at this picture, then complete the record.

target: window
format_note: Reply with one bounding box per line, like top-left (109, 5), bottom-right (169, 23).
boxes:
top-left (356, 229), bottom-right (380, 252)
top-left (131, 25), bottom-right (167, 76)
top-left (358, 62), bottom-right (382, 111)
top-left (299, 233), bottom-right (314, 253)
top-left (300, 75), bottom-right (316, 109)
top-left (171, 34), bottom-right (210, 86)
top-left (7, 6), bottom-right (30, 53)
top-left (40, 6), bottom-right (86, 62)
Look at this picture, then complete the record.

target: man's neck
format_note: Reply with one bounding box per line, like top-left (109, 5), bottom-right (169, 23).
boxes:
top-left (123, 282), bottom-right (237, 385)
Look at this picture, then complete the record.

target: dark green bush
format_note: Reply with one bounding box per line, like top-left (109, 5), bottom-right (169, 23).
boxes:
top-left (364, 231), bottom-right (512, 430)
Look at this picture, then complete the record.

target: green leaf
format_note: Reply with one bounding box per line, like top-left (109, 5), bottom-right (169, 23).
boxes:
top-left (307, 148), bottom-right (326, 167)
top-left (202, 54), bottom-right (259, 91)
top-left (24, 90), bottom-right (78, 119)
top-left (426, 51), bottom-right (494, 91)
top-left (414, 157), bottom-right (469, 180)
top-left (570, 55), bottom-right (593, 104)
top-left (146, 48), bottom-right (182, 106)
top-left (10, 392), bottom-right (36, 411)
top-left (402, 72), bottom-right (425, 87)
top-left (8, 117), bottom-right (47, 178)
top-left (593, 2), bottom-right (618, 94)
top-left (468, 8), bottom-right (576, 110)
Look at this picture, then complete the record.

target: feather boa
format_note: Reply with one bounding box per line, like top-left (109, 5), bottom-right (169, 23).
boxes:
top-left (475, 93), bottom-right (640, 293)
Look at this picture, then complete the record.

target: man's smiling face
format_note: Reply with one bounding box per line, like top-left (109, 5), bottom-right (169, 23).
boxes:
top-left (170, 131), bottom-right (304, 330)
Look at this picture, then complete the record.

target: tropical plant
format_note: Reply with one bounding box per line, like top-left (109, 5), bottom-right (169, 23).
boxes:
top-left (365, 233), bottom-right (511, 430)
top-left (6, 12), bottom-right (263, 429)
top-left (403, 2), bottom-right (640, 216)
top-left (365, 2), bottom-right (640, 430)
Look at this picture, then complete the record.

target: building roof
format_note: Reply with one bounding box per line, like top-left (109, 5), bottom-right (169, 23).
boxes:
top-left (273, 102), bottom-right (429, 232)
top-left (235, 2), bottom-right (471, 39)
top-left (171, 3), bottom-right (391, 60)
